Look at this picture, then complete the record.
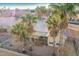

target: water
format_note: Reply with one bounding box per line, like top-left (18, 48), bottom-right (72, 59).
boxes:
top-left (0, 17), bottom-right (16, 28)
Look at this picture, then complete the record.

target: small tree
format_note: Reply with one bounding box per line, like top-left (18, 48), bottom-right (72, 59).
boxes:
top-left (11, 23), bottom-right (29, 50)
top-left (11, 14), bottom-right (37, 52)
top-left (21, 14), bottom-right (37, 44)
top-left (35, 6), bottom-right (47, 19)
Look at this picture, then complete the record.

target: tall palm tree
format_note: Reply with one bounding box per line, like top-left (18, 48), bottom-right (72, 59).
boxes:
top-left (11, 22), bottom-right (31, 49)
top-left (35, 6), bottom-right (47, 19)
top-left (11, 14), bottom-right (37, 51)
top-left (46, 3), bottom-right (78, 55)
top-left (46, 9), bottom-right (60, 55)
top-left (21, 14), bottom-right (37, 44)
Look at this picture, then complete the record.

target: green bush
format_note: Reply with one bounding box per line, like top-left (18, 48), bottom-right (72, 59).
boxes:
top-left (0, 26), bottom-right (7, 32)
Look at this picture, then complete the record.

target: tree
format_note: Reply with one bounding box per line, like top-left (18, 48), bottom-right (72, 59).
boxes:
top-left (11, 22), bottom-right (29, 50)
top-left (46, 3), bottom-right (78, 55)
top-left (21, 14), bottom-right (37, 44)
top-left (11, 14), bottom-right (37, 52)
top-left (35, 6), bottom-right (47, 19)
top-left (46, 9), bottom-right (60, 55)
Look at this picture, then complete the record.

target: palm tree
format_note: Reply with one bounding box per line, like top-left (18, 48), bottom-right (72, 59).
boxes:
top-left (46, 9), bottom-right (60, 55)
top-left (46, 3), bottom-right (78, 55)
top-left (21, 14), bottom-right (37, 44)
top-left (11, 14), bottom-right (37, 52)
top-left (35, 6), bottom-right (47, 19)
top-left (11, 22), bottom-right (29, 51)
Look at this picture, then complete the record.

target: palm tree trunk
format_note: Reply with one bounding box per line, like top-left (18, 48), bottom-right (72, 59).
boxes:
top-left (59, 29), bottom-right (65, 55)
top-left (22, 39), bottom-right (27, 53)
top-left (52, 37), bottom-right (56, 56)
top-left (29, 37), bottom-right (33, 51)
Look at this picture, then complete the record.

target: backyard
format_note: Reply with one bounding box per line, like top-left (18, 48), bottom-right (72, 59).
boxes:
top-left (0, 3), bottom-right (79, 56)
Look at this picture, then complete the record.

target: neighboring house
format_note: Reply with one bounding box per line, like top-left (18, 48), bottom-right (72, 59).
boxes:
top-left (33, 19), bottom-right (65, 47)
top-left (33, 19), bottom-right (67, 47)
top-left (15, 9), bottom-right (35, 17)
top-left (0, 9), bottom-right (34, 17)
top-left (0, 9), bottom-right (15, 17)
top-left (15, 9), bottom-right (26, 17)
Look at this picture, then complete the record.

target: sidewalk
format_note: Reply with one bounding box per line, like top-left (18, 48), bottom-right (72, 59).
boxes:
top-left (0, 48), bottom-right (27, 56)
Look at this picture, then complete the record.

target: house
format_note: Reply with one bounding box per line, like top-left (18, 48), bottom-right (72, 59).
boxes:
top-left (0, 9), bottom-right (15, 17)
top-left (15, 9), bottom-right (35, 17)
top-left (33, 19), bottom-right (66, 47)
